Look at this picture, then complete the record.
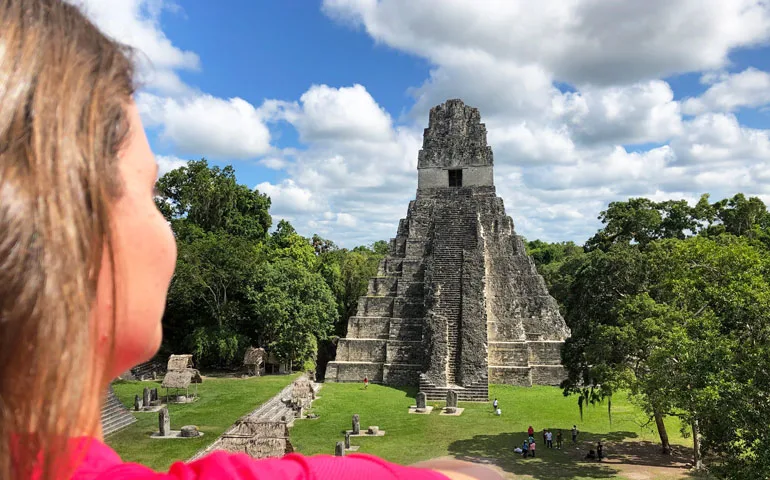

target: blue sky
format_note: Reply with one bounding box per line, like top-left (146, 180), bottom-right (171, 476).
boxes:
top-left (151, 1), bottom-right (432, 188)
top-left (79, 0), bottom-right (770, 247)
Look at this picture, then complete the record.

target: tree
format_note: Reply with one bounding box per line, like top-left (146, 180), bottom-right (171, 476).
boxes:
top-left (163, 229), bottom-right (258, 367)
top-left (249, 259), bottom-right (338, 367)
top-left (585, 198), bottom-right (665, 251)
top-left (560, 244), bottom-right (676, 451)
top-left (262, 220), bottom-right (317, 270)
top-left (526, 240), bottom-right (585, 312)
top-left (638, 236), bottom-right (770, 475)
top-left (156, 159), bottom-right (272, 242)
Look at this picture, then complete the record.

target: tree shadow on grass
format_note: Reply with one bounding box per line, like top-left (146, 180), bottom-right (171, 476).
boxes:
top-left (448, 430), bottom-right (692, 479)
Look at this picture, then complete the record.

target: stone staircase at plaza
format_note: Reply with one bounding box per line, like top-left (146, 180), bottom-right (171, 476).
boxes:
top-left (101, 385), bottom-right (137, 437)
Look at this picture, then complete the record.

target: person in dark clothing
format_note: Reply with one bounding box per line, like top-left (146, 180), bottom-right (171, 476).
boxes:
top-left (597, 441), bottom-right (603, 461)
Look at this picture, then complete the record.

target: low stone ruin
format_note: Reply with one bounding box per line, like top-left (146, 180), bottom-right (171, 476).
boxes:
top-left (150, 406), bottom-right (203, 439)
top-left (348, 414), bottom-right (386, 437)
top-left (197, 419), bottom-right (291, 458)
top-left (134, 387), bottom-right (164, 412)
top-left (189, 374), bottom-right (319, 461)
top-left (286, 376), bottom-right (315, 415)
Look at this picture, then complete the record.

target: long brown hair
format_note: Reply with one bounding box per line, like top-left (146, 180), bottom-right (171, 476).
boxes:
top-left (0, 0), bottom-right (136, 478)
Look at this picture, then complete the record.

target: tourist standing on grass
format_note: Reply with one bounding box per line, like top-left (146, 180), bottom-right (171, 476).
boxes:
top-left (364, 376), bottom-right (369, 389)
top-left (492, 398), bottom-right (498, 411)
top-left (528, 425), bottom-right (534, 437)
top-left (542, 428), bottom-right (547, 446)
top-left (0, 2), bottom-right (503, 479)
top-left (522, 441), bottom-right (529, 458)
top-left (556, 430), bottom-right (563, 449)
top-left (597, 441), bottom-right (603, 461)
top-left (529, 440), bottom-right (536, 457)
top-left (572, 425), bottom-right (579, 443)
top-left (546, 430), bottom-right (553, 449)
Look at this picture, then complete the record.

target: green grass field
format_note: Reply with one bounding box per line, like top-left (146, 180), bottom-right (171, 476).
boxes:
top-left (107, 374), bottom-right (298, 470)
top-left (291, 383), bottom-right (697, 479)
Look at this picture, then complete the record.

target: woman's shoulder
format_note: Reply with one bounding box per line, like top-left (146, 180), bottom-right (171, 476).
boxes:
top-left (71, 439), bottom-right (449, 480)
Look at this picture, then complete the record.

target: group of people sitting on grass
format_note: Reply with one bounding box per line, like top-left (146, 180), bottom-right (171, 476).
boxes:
top-left (513, 426), bottom-right (564, 458)
top-left (490, 399), bottom-right (606, 462)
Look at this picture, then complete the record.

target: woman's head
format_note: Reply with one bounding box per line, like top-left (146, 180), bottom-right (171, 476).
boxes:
top-left (0, 0), bottom-right (176, 477)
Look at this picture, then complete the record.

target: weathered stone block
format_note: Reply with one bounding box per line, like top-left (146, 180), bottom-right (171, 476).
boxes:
top-left (528, 341), bottom-right (564, 365)
top-left (530, 365), bottom-right (567, 385)
top-left (378, 258), bottom-right (403, 276)
top-left (385, 341), bottom-right (422, 364)
top-left (357, 297), bottom-right (394, 317)
top-left (488, 342), bottom-right (530, 366)
top-left (335, 339), bottom-right (386, 362)
top-left (400, 259), bottom-right (425, 282)
top-left (346, 317), bottom-right (389, 339)
top-left (388, 319), bottom-right (423, 341)
top-left (325, 361), bottom-right (382, 383)
top-left (405, 239), bottom-right (430, 257)
top-left (396, 280), bottom-right (424, 299)
top-left (392, 298), bottom-right (424, 318)
top-left (488, 366), bottom-right (531, 386)
top-left (382, 363), bottom-right (421, 385)
top-left (367, 277), bottom-right (398, 296)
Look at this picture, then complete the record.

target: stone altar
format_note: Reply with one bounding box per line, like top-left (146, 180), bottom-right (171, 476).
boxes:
top-left (324, 99), bottom-right (570, 400)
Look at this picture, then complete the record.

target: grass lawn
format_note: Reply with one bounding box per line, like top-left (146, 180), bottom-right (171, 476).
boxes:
top-left (291, 384), bottom-right (700, 480)
top-left (107, 373), bottom-right (299, 470)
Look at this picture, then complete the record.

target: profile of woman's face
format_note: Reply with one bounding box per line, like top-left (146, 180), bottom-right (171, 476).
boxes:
top-left (94, 102), bottom-right (177, 378)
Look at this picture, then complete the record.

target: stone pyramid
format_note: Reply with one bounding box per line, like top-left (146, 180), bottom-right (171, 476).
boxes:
top-left (325, 99), bottom-right (570, 400)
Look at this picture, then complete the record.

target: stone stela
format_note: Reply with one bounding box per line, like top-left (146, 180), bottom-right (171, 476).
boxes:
top-left (440, 389), bottom-right (464, 416)
top-left (325, 99), bottom-right (571, 401)
top-left (159, 407), bottom-right (170, 437)
top-left (352, 414), bottom-right (360, 435)
top-left (409, 391), bottom-right (433, 415)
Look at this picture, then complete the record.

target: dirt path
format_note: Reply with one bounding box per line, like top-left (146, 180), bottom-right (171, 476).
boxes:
top-left (431, 441), bottom-right (697, 479)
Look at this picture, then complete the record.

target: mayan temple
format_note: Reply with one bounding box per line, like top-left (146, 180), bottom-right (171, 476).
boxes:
top-left (324, 99), bottom-right (570, 400)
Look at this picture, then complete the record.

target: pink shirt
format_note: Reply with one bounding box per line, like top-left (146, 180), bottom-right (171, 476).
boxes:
top-left (66, 438), bottom-right (449, 480)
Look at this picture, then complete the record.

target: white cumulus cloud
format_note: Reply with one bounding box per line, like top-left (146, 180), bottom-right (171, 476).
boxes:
top-left (682, 68), bottom-right (770, 115)
top-left (137, 93), bottom-right (272, 159)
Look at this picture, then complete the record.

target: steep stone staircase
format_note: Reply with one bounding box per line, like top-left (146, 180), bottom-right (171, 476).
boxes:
top-left (101, 385), bottom-right (137, 437)
top-left (419, 375), bottom-right (489, 402)
top-left (417, 190), bottom-right (489, 401)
